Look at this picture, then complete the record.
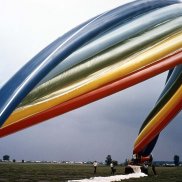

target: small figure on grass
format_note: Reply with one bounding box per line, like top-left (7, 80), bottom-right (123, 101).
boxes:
top-left (149, 154), bottom-right (157, 176)
top-left (110, 162), bottom-right (116, 175)
top-left (141, 162), bottom-right (149, 175)
top-left (93, 161), bottom-right (98, 174)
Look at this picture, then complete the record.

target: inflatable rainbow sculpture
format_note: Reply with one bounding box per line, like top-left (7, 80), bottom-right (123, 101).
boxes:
top-left (0, 0), bottom-right (182, 157)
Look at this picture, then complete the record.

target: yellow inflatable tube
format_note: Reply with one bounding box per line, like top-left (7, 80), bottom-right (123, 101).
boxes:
top-left (4, 32), bottom-right (182, 127)
top-left (134, 85), bottom-right (182, 152)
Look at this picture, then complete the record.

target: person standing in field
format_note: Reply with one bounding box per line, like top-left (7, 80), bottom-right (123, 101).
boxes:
top-left (149, 154), bottom-right (157, 176)
top-left (93, 161), bottom-right (98, 174)
top-left (110, 162), bottom-right (115, 175)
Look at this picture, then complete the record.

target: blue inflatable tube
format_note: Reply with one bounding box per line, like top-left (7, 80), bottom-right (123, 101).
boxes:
top-left (166, 68), bottom-right (175, 83)
top-left (40, 4), bottom-right (182, 85)
top-left (21, 17), bottom-right (182, 107)
top-left (158, 65), bottom-right (182, 100)
top-left (0, 0), bottom-right (180, 126)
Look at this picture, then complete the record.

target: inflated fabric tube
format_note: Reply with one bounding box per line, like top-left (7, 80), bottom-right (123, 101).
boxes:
top-left (5, 32), bottom-right (182, 126)
top-left (139, 65), bottom-right (182, 133)
top-left (1, 0), bottom-right (179, 126)
top-left (134, 101), bottom-right (181, 154)
top-left (136, 65), bottom-right (182, 155)
top-left (1, 50), bottom-right (182, 136)
top-left (6, 33), bottom-right (182, 124)
top-left (134, 84), bottom-right (182, 153)
top-left (138, 135), bottom-right (159, 156)
top-left (19, 18), bottom-right (182, 107)
top-left (39, 4), bottom-right (182, 84)
top-left (19, 33), bottom-right (182, 104)
top-left (158, 65), bottom-right (182, 100)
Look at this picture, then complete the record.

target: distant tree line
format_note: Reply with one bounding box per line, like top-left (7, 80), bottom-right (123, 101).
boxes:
top-left (0, 154), bottom-right (181, 166)
top-left (105, 155), bottom-right (118, 166)
top-left (174, 155), bottom-right (180, 166)
top-left (1, 155), bottom-right (23, 163)
top-left (3, 155), bottom-right (10, 161)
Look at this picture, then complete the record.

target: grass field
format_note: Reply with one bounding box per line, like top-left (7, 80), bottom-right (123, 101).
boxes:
top-left (0, 163), bottom-right (182, 182)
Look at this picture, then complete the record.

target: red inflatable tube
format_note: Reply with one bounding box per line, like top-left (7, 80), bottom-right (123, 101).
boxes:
top-left (133, 98), bottom-right (182, 154)
top-left (0, 50), bottom-right (182, 137)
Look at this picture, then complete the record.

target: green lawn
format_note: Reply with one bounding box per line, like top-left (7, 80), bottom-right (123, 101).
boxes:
top-left (0, 163), bottom-right (182, 182)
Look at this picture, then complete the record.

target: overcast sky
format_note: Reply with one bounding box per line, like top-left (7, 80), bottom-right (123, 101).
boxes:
top-left (0, 0), bottom-right (181, 163)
